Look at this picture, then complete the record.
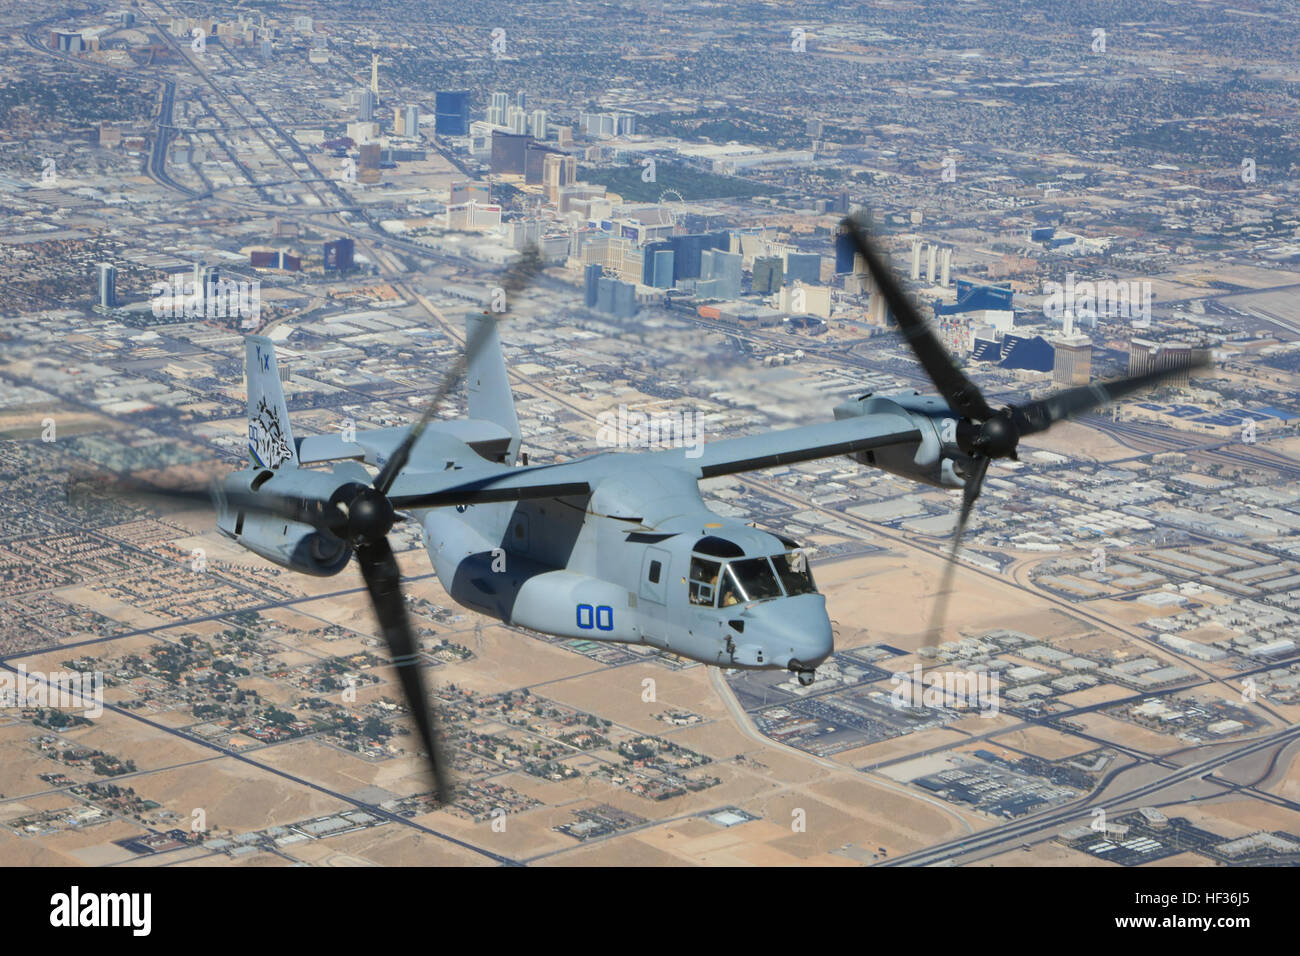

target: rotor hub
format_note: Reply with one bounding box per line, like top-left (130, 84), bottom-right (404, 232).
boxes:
top-left (332, 483), bottom-right (396, 542)
top-left (973, 410), bottom-right (1020, 460)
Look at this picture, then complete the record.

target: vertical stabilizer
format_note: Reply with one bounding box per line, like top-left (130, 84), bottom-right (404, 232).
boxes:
top-left (466, 313), bottom-right (522, 464)
top-left (245, 335), bottom-right (298, 469)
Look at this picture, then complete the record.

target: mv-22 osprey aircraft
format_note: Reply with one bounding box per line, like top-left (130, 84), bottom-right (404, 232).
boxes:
top-left (100, 219), bottom-right (1205, 798)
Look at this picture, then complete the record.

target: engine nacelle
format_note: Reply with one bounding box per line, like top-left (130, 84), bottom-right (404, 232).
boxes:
top-left (215, 465), bottom-right (366, 576)
top-left (833, 390), bottom-right (969, 489)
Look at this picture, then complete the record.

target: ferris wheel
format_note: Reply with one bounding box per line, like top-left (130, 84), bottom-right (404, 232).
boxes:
top-left (658, 188), bottom-right (686, 225)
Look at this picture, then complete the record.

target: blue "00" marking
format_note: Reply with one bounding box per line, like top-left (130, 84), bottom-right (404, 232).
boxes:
top-left (577, 604), bottom-right (614, 631)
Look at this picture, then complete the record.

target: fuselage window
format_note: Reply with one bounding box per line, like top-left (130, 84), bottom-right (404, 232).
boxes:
top-left (648, 559), bottom-right (662, 584)
top-left (729, 557), bottom-right (783, 602)
top-left (688, 556), bottom-right (721, 606)
top-left (772, 551), bottom-right (816, 596)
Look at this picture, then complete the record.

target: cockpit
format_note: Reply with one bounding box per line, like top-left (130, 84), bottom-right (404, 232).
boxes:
top-left (687, 535), bottom-right (816, 608)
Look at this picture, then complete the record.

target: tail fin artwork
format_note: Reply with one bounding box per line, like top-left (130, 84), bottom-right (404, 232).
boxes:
top-left (466, 313), bottom-right (521, 465)
top-left (245, 335), bottom-right (299, 470)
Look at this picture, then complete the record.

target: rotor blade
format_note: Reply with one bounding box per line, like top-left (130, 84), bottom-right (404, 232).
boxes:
top-left (1012, 351), bottom-right (1210, 436)
top-left (372, 245), bottom-right (543, 495)
top-left (923, 455), bottom-right (990, 648)
top-left (355, 536), bottom-right (450, 802)
top-left (840, 216), bottom-right (994, 422)
top-left (67, 475), bottom-right (345, 532)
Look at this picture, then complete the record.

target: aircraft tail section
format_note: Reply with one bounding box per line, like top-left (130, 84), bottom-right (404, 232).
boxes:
top-left (466, 313), bottom-right (521, 465)
top-left (245, 335), bottom-right (299, 469)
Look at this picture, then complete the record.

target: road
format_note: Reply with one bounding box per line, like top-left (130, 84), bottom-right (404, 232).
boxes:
top-left (881, 722), bottom-right (1300, 866)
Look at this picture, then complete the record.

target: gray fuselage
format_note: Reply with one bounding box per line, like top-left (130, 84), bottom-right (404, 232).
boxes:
top-left (419, 459), bottom-right (832, 674)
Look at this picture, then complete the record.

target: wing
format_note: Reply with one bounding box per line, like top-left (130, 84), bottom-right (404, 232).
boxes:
top-left (649, 410), bottom-right (921, 478)
top-left (295, 420), bottom-right (516, 467)
top-left (374, 411), bottom-right (917, 509)
top-left (385, 462), bottom-right (590, 509)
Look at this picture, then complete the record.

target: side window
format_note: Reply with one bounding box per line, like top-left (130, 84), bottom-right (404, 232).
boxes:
top-left (688, 557), bottom-right (720, 606)
top-left (648, 560), bottom-right (662, 584)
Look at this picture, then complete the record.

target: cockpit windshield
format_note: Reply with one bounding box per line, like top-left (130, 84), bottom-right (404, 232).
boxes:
top-left (689, 549), bottom-right (817, 608)
top-left (728, 557), bottom-right (784, 602)
top-left (772, 551), bottom-right (816, 596)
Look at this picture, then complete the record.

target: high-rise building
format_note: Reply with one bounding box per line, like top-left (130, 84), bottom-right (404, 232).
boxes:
top-left (612, 279), bottom-right (636, 318)
top-left (370, 54), bottom-right (380, 97)
top-left (445, 201), bottom-right (501, 230)
top-left (579, 111), bottom-right (636, 138)
top-left (1053, 334), bottom-right (1093, 386)
top-left (515, 90), bottom-right (527, 110)
top-left (402, 105), bottom-right (419, 138)
top-left (584, 263), bottom-right (602, 308)
top-left (752, 256), bottom-right (783, 294)
top-left (490, 131), bottom-right (530, 175)
top-left (435, 90), bottom-right (470, 136)
top-left (467, 121), bottom-right (493, 155)
top-left (699, 248), bottom-right (742, 300)
top-left (52, 31), bottom-right (84, 52)
top-left (833, 232), bottom-right (857, 275)
top-left (505, 106), bottom-right (528, 135)
top-left (647, 249), bottom-right (675, 289)
top-left (357, 89), bottom-right (376, 122)
top-left (542, 153), bottom-right (571, 203)
top-left (358, 142), bottom-right (381, 183)
top-left (785, 252), bottom-right (821, 285)
top-left (97, 263), bottom-right (116, 308)
top-left (1129, 338), bottom-right (1198, 387)
top-left (324, 238), bottom-right (355, 272)
top-left (529, 109), bottom-right (547, 139)
top-left (596, 275), bottom-right (616, 313)
top-left (640, 232), bottom-right (729, 284)
top-left (591, 276), bottom-right (636, 318)
top-left (508, 219), bottom-right (543, 250)
top-left (525, 142), bottom-right (564, 184)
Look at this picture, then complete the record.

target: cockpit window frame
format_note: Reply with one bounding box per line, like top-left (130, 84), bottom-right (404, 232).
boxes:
top-left (717, 564), bottom-right (744, 608)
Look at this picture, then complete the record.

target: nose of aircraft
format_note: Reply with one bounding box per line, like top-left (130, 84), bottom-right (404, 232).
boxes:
top-left (742, 593), bottom-right (833, 671)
